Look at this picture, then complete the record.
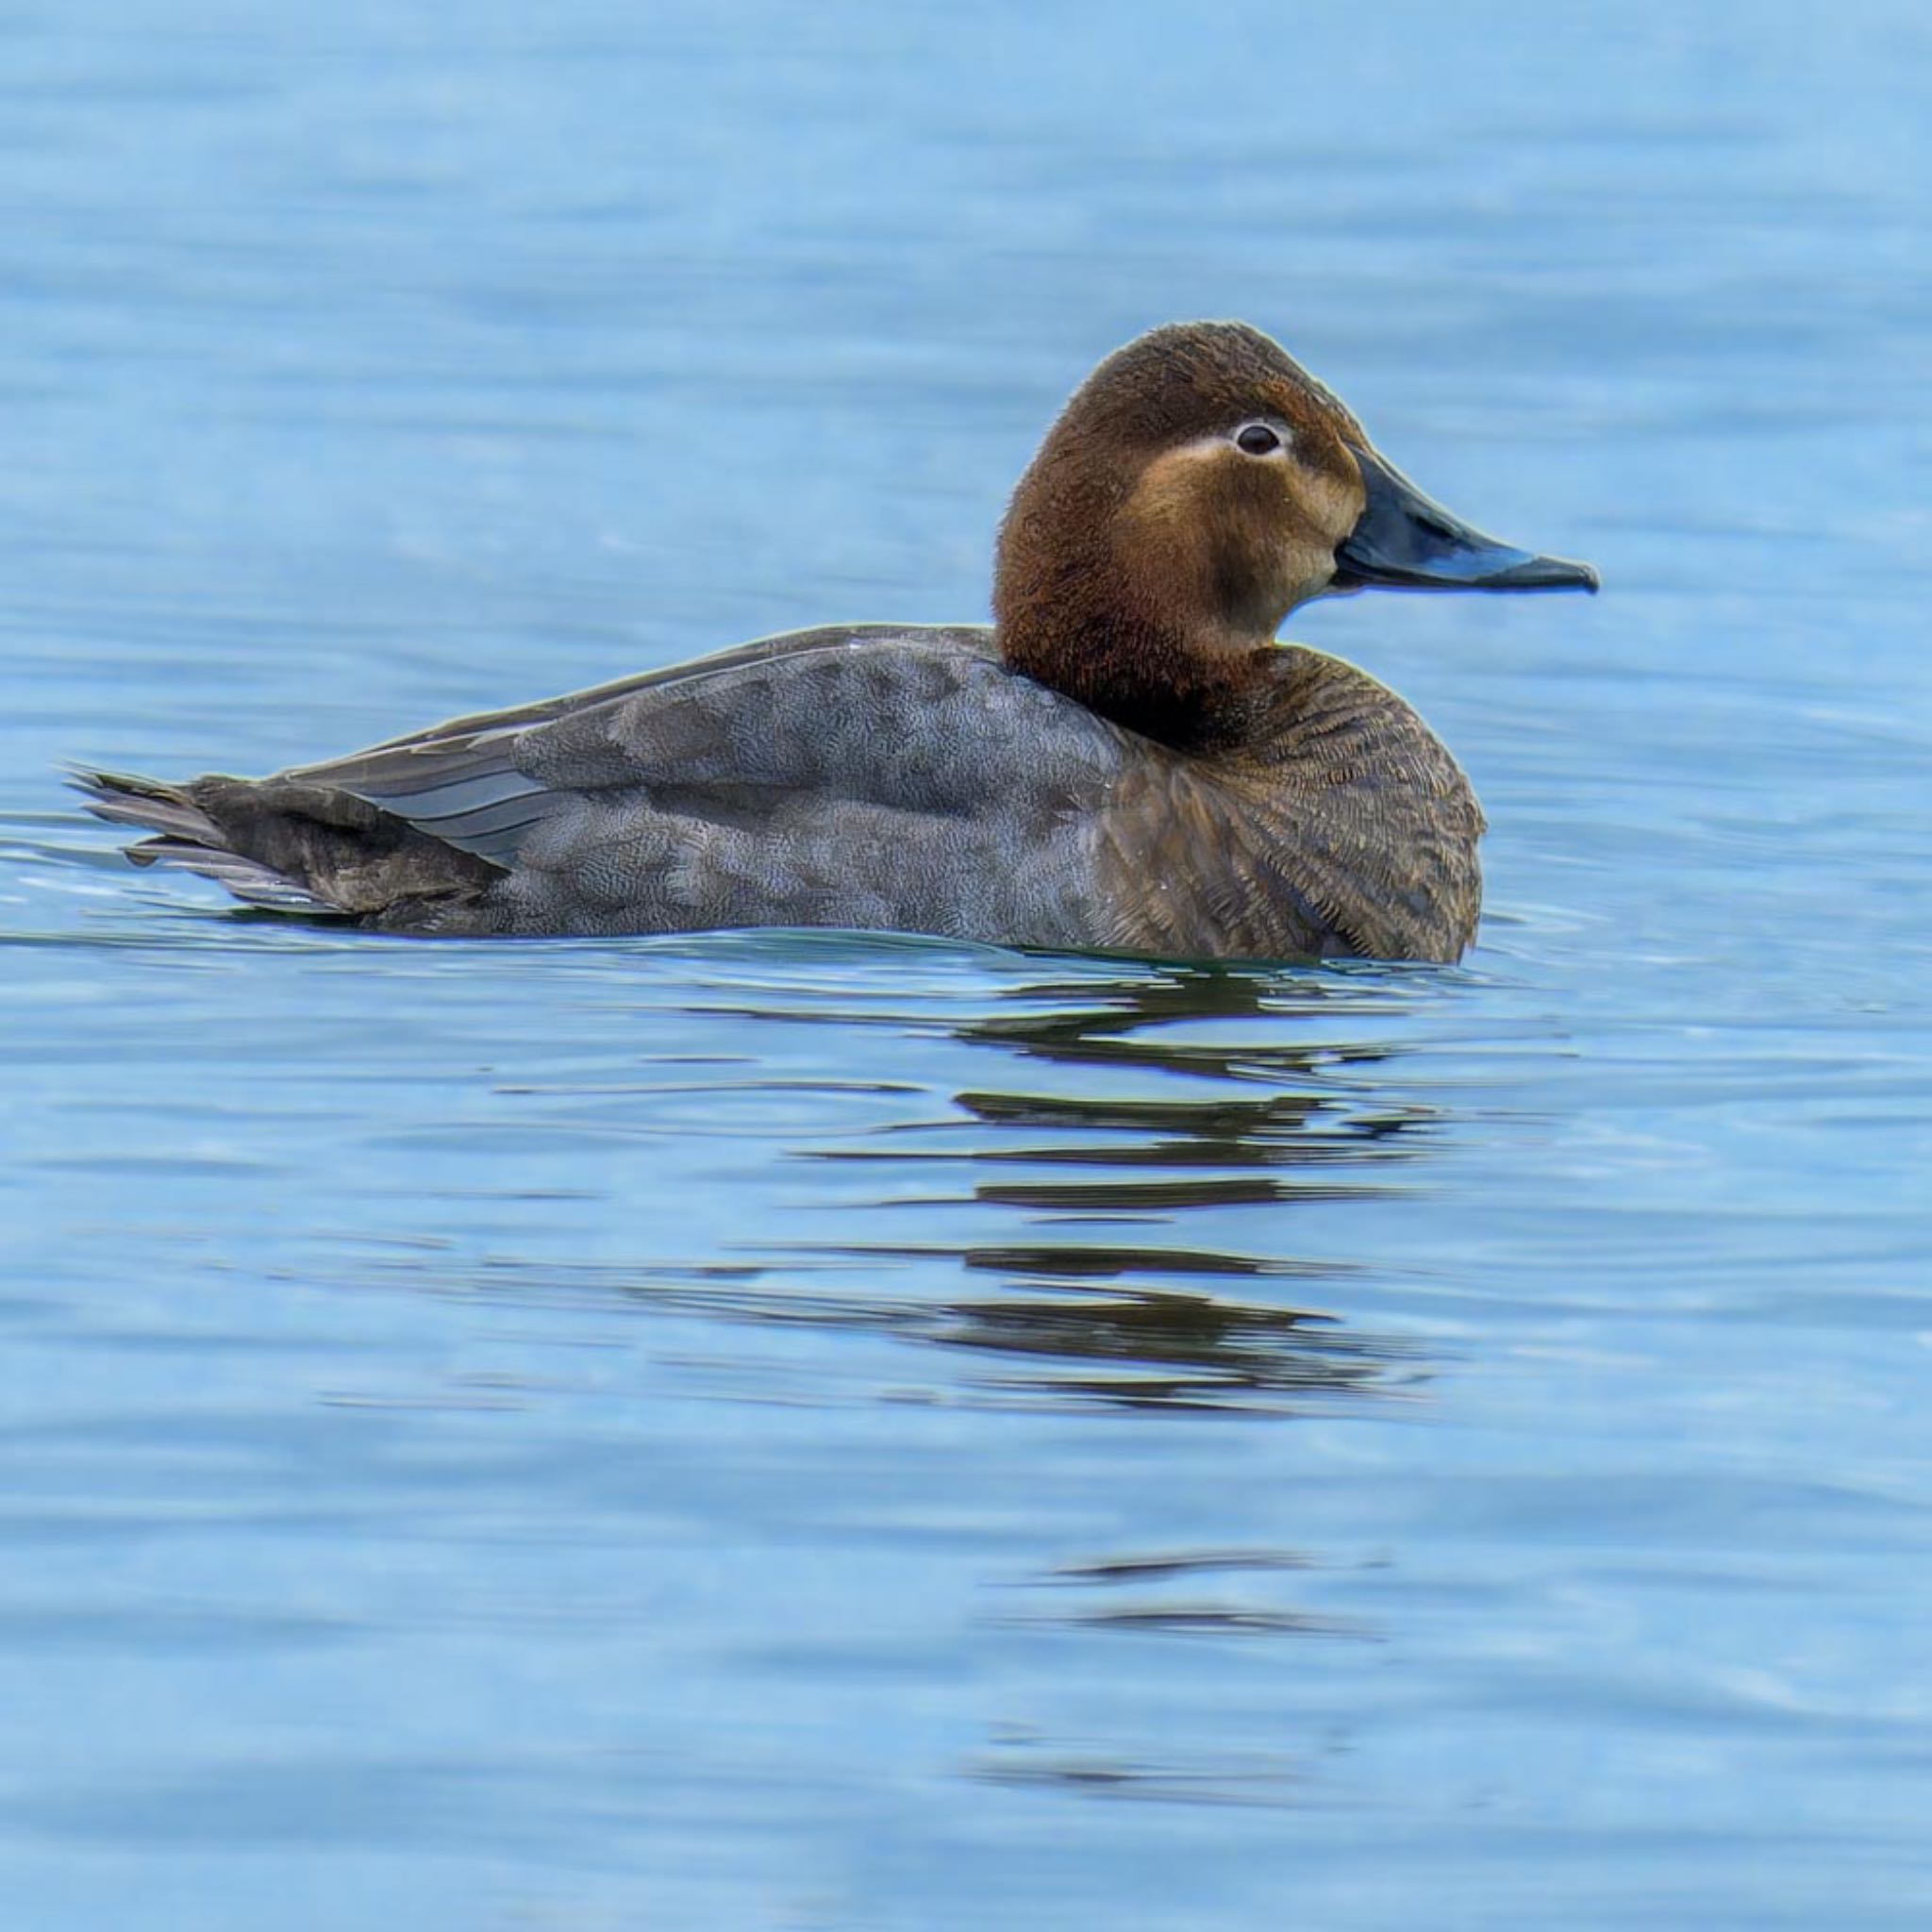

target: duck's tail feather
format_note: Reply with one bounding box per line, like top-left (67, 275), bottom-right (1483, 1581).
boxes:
top-left (69, 767), bottom-right (348, 913)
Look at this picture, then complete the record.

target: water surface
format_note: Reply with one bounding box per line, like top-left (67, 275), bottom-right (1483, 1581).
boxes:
top-left (3, 3), bottom-right (1930, 1926)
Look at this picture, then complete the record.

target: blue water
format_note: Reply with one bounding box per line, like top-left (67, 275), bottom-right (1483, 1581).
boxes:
top-left (4, 3), bottom-right (1930, 1925)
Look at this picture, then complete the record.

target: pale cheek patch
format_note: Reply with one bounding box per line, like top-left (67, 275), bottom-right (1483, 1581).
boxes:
top-left (1125, 438), bottom-right (1352, 552)
top-left (1294, 463), bottom-right (1367, 551)
top-left (1124, 441), bottom-right (1252, 533)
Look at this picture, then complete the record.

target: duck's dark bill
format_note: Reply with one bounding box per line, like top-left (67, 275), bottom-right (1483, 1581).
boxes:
top-left (1336, 445), bottom-right (1599, 593)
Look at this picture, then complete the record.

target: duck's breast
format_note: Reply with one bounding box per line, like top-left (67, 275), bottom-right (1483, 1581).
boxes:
top-left (1087, 648), bottom-right (1485, 963)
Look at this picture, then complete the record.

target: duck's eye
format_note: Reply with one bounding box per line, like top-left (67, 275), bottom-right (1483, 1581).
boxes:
top-left (1235, 423), bottom-right (1283, 457)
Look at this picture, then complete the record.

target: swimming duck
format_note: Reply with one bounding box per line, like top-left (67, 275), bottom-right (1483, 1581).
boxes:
top-left (76, 321), bottom-right (1595, 961)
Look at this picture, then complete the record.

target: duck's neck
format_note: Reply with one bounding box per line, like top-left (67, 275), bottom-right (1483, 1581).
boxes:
top-left (993, 533), bottom-right (1274, 754)
top-left (998, 606), bottom-right (1268, 752)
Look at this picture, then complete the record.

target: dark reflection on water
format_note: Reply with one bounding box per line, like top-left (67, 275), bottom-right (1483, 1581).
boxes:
top-left (371, 1255), bottom-right (1425, 1416)
top-left (342, 962), bottom-right (1446, 1415)
top-left (1011, 1546), bottom-right (1383, 1649)
top-left (910, 970), bottom-right (1441, 1211)
top-left (968, 1746), bottom-right (1307, 1809)
top-left (874, 1280), bottom-right (1417, 1414)
top-left (806, 966), bottom-right (1441, 1408)
top-left (955, 963), bottom-right (1425, 1074)
top-left (949, 1091), bottom-right (1433, 1164)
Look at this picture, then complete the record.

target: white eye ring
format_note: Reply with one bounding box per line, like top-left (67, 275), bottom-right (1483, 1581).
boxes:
top-left (1234, 421), bottom-right (1288, 458)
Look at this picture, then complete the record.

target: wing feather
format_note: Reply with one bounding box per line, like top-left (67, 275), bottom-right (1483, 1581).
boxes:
top-left (281, 625), bottom-right (1025, 867)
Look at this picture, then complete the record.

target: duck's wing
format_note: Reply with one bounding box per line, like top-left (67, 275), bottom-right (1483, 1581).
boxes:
top-left (282, 624), bottom-right (1032, 869)
top-left (347, 624), bottom-right (922, 755)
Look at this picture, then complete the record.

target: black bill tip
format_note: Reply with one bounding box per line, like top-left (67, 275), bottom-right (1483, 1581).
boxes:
top-left (1461, 550), bottom-right (1601, 593)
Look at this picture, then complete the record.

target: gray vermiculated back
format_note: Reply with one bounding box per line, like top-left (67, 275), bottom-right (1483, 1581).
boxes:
top-left (304, 626), bottom-right (1129, 942)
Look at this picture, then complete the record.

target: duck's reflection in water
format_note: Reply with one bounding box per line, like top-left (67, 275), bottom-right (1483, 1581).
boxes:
top-left (850, 1266), bottom-right (1420, 1415)
top-left (786, 963), bottom-right (1444, 1412)
top-left (341, 959), bottom-right (1447, 1800)
top-left (366, 961), bottom-right (1449, 1417)
top-left (947, 967), bottom-right (1437, 1188)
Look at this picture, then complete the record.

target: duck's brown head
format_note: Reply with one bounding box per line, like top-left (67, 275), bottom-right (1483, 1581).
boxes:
top-left (993, 321), bottom-right (1596, 748)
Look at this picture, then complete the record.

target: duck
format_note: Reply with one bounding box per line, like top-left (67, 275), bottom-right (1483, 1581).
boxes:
top-left (75, 321), bottom-right (1595, 962)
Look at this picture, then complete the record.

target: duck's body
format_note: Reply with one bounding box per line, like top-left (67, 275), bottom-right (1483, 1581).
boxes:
top-left (81, 624), bottom-right (1482, 957)
top-left (77, 322), bottom-right (1593, 963)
